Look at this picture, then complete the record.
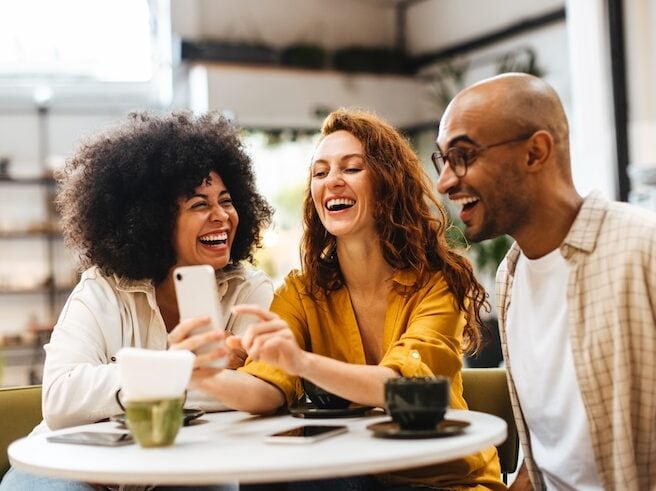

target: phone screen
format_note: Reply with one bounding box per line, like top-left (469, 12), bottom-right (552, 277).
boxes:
top-left (47, 431), bottom-right (134, 447)
top-left (266, 425), bottom-right (348, 443)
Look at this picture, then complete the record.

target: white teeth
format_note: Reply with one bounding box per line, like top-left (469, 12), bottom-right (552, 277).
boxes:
top-left (326, 198), bottom-right (355, 210)
top-left (451, 196), bottom-right (479, 206)
top-left (200, 232), bottom-right (227, 242)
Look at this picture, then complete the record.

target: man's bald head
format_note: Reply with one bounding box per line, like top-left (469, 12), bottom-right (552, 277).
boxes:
top-left (443, 73), bottom-right (571, 173)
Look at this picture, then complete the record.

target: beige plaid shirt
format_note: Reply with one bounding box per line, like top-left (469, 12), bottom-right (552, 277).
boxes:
top-left (496, 191), bottom-right (656, 491)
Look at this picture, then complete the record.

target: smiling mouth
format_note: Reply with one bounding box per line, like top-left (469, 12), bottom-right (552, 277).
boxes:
top-left (326, 198), bottom-right (355, 211)
top-left (199, 232), bottom-right (228, 246)
top-left (451, 196), bottom-right (479, 212)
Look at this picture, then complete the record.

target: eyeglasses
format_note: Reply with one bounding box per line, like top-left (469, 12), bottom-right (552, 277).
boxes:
top-left (431, 133), bottom-right (534, 178)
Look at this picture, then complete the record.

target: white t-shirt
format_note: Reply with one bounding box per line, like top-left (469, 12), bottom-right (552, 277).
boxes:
top-left (506, 248), bottom-right (602, 491)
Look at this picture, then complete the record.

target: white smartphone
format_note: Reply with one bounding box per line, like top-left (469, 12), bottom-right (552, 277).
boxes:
top-left (173, 265), bottom-right (226, 365)
top-left (264, 425), bottom-right (348, 444)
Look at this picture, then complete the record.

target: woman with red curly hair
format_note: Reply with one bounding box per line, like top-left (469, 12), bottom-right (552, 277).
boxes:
top-left (171, 109), bottom-right (504, 490)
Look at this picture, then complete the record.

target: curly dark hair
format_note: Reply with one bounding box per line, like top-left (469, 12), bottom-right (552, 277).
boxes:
top-left (57, 111), bottom-right (273, 283)
top-left (301, 108), bottom-right (488, 354)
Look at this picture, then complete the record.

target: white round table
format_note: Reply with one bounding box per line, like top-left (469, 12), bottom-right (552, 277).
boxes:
top-left (9, 409), bottom-right (506, 485)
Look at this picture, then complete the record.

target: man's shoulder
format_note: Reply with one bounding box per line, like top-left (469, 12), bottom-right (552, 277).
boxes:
top-left (598, 200), bottom-right (656, 252)
top-left (605, 199), bottom-right (656, 230)
top-left (568, 191), bottom-right (656, 253)
top-left (583, 189), bottom-right (656, 229)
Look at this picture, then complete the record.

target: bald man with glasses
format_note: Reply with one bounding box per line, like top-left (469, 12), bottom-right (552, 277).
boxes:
top-left (435, 73), bottom-right (656, 491)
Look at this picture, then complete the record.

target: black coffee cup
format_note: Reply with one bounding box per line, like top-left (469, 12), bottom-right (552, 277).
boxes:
top-left (302, 379), bottom-right (351, 409)
top-left (384, 376), bottom-right (450, 430)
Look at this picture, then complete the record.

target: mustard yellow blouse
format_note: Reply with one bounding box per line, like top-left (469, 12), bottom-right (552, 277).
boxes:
top-left (240, 269), bottom-right (505, 490)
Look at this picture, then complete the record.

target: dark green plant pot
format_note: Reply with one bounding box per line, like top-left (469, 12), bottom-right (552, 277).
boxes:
top-left (180, 40), bottom-right (278, 65)
top-left (333, 47), bottom-right (411, 75)
top-left (281, 44), bottom-right (327, 70)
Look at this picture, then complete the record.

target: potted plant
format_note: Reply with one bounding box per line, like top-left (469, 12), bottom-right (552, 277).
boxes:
top-left (280, 43), bottom-right (327, 70)
top-left (333, 46), bottom-right (411, 75)
top-left (180, 39), bottom-right (278, 65)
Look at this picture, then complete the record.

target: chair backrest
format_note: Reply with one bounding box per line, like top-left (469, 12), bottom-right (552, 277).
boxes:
top-left (461, 368), bottom-right (519, 479)
top-left (0, 385), bottom-right (42, 477)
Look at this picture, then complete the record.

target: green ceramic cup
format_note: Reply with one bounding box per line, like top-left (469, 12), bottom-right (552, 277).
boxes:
top-left (124, 397), bottom-right (184, 447)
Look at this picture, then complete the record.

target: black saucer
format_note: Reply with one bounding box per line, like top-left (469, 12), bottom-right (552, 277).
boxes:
top-left (367, 419), bottom-right (470, 439)
top-left (290, 404), bottom-right (374, 419)
top-left (110, 408), bottom-right (205, 428)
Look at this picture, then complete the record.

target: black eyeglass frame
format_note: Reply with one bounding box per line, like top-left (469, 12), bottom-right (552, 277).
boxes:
top-left (431, 133), bottom-right (535, 178)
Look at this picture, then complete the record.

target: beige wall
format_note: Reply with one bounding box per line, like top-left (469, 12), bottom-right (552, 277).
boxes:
top-left (172, 0), bottom-right (395, 49)
top-left (406, 0), bottom-right (564, 55)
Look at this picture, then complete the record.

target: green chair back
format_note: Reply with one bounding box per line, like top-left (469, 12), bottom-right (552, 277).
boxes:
top-left (0, 385), bottom-right (42, 477)
top-left (461, 368), bottom-right (519, 483)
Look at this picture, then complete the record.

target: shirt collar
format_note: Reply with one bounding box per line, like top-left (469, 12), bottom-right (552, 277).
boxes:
top-left (560, 190), bottom-right (608, 257)
top-left (504, 243), bottom-right (522, 276)
top-left (115, 264), bottom-right (247, 299)
top-left (503, 190), bottom-right (608, 274)
top-left (391, 269), bottom-right (418, 286)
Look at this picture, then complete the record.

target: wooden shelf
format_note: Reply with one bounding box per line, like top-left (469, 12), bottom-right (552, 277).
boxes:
top-left (0, 286), bottom-right (74, 295)
top-left (0, 230), bottom-right (62, 239)
top-left (1, 111), bottom-right (69, 386)
top-left (0, 175), bottom-right (56, 185)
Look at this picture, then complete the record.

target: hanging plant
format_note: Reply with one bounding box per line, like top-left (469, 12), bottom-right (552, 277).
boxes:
top-left (496, 47), bottom-right (544, 77)
top-left (426, 61), bottom-right (469, 112)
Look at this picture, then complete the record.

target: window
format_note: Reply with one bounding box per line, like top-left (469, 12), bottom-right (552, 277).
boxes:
top-left (244, 130), bottom-right (319, 285)
top-left (0, 0), bottom-right (170, 105)
top-left (1, 0), bottom-right (153, 80)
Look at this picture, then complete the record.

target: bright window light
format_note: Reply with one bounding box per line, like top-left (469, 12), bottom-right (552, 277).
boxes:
top-left (0, 0), bottom-right (153, 82)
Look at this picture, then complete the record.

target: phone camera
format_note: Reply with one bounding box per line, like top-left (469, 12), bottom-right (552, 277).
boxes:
top-left (176, 273), bottom-right (182, 281)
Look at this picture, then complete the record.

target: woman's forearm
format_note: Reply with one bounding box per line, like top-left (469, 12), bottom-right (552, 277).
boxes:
top-left (195, 368), bottom-right (286, 414)
top-left (299, 352), bottom-right (398, 408)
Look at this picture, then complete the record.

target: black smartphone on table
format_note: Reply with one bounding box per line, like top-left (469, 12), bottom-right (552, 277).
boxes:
top-left (264, 425), bottom-right (348, 444)
top-left (47, 431), bottom-right (134, 447)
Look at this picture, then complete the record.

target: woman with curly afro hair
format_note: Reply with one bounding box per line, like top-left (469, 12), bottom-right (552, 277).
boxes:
top-left (169, 109), bottom-right (504, 491)
top-left (2, 112), bottom-right (272, 490)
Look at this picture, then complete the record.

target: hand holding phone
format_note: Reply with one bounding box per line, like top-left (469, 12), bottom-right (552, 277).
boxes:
top-left (47, 431), bottom-right (133, 447)
top-left (264, 425), bottom-right (348, 444)
top-left (174, 265), bottom-right (227, 367)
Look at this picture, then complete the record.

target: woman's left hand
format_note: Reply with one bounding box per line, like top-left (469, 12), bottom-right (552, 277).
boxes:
top-left (230, 304), bottom-right (308, 376)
